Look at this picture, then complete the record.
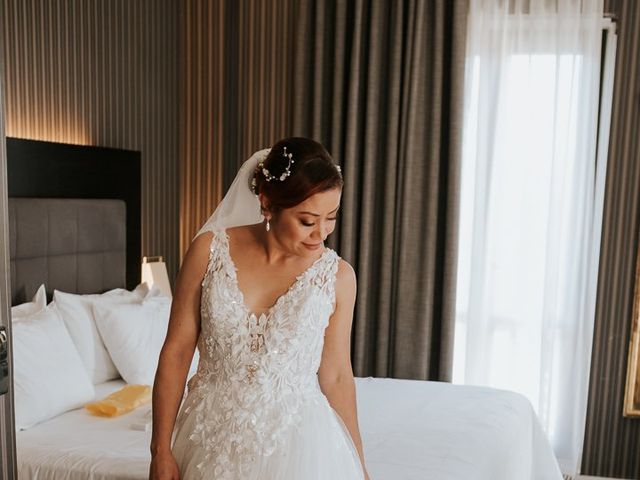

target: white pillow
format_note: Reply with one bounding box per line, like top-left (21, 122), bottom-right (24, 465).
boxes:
top-left (93, 295), bottom-right (199, 385)
top-left (12, 304), bottom-right (95, 430)
top-left (52, 285), bottom-right (151, 384)
top-left (11, 284), bottom-right (47, 320)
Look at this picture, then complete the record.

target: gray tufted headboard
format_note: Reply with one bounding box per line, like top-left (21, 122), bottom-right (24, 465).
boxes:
top-left (8, 198), bottom-right (127, 306)
top-left (6, 137), bottom-right (141, 295)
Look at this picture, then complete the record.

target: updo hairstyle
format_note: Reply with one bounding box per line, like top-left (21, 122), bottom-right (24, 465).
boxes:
top-left (250, 137), bottom-right (343, 215)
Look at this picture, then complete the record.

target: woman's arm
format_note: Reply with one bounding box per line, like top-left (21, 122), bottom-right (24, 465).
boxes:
top-left (148, 233), bottom-right (211, 479)
top-left (317, 260), bottom-right (370, 480)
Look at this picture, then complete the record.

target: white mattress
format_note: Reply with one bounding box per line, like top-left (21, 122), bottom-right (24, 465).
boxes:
top-left (17, 377), bottom-right (563, 480)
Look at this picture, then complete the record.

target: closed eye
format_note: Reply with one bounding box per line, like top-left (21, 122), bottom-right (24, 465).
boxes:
top-left (300, 216), bottom-right (338, 227)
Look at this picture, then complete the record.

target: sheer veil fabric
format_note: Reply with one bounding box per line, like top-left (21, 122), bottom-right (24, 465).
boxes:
top-left (193, 147), bottom-right (271, 240)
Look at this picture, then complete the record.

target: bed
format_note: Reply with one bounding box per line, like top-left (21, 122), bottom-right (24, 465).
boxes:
top-left (16, 376), bottom-right (562, 480)
top-left (7, 139), bottom-right (563, 480)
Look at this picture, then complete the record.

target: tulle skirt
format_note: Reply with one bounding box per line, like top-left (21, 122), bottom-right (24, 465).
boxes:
top-left (171, 392), bottom-right (365, 480)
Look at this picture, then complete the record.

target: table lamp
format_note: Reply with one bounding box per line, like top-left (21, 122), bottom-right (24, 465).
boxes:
top-left (141, 256), bottom-right (172, 298)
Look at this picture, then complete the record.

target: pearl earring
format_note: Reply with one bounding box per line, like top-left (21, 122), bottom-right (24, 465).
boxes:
top-left (266, 219), bottom-right (270, 232)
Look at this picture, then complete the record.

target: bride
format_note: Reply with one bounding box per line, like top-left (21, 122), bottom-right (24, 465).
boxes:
top-left (148, 137), bottom-right (371, 479)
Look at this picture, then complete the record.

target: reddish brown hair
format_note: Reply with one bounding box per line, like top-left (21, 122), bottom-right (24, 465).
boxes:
top-left (252, 137), bottom-right (343, 214)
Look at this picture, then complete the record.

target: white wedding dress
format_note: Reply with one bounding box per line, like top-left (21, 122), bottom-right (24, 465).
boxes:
top-left (171, 224), bottom-right (365, 479)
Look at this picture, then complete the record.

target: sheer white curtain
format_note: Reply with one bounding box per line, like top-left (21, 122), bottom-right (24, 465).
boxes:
top-left (453, 0), bottom-right (614, 476)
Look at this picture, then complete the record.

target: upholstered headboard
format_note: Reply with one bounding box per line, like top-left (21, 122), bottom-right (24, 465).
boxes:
top-left (8, 198), bottom-right (127, 306)
top-left (6, 137), bottom-right (141, 301)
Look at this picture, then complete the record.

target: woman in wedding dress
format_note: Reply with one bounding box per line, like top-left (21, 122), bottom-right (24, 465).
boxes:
top-left (149, 137), bottom-right (370, 480)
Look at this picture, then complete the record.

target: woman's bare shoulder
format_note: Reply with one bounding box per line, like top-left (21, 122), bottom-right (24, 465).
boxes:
top-left (336, 257), bottom-right (356, 279)
top-left (335, 258), bottom-right (357, 300)
top-left (179, 231), bottom-right (214, 283)
top-left (190, 230), bottom-right (214, 255)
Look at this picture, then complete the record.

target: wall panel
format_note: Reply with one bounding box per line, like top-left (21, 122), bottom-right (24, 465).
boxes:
top-left (1, 0), bottom-right (180, 281)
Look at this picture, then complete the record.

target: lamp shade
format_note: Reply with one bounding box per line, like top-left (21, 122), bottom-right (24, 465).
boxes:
top-left (141, 256), bottom-right (172, 298)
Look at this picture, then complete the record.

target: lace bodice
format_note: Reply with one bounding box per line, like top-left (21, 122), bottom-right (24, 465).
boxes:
top-left (178, 224), bottom-right (341, 479)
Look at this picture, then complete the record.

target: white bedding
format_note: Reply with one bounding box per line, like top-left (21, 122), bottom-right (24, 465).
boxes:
top-left (17, 377), bottom-right (563, 480)
top-left (355, 377), bottom-right (563, 480)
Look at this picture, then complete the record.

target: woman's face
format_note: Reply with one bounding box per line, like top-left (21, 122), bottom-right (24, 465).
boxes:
top-left (268, 187), bottom-right (341, 256)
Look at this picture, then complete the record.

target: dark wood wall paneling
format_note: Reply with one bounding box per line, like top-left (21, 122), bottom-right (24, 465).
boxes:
top-left (582, 1), bottom-right (640, 478)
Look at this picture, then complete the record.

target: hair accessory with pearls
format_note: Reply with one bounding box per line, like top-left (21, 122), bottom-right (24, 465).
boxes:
top-left (261, 146), bottom-right (295, 182)
top-left (249, 147), bottom-right (342, 196)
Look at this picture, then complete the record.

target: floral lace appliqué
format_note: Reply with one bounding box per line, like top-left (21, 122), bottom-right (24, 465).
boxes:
top-left (179, 225), bottom-right (340, 479)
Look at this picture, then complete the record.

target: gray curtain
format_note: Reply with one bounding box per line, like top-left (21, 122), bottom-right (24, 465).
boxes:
top-left (292, 0), bottom-right (467, 381)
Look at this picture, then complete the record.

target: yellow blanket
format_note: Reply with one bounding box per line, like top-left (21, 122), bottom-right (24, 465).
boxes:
top-left (85, 384), bottom-right (151, 417)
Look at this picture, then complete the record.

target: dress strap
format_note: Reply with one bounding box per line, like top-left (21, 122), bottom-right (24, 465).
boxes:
top-left (308, 249), bottom-right (341, 314)
top-left (200, 225), bottom-right (232, 288)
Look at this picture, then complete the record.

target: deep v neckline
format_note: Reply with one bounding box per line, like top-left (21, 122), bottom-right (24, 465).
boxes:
top-left (218, 226), bottom-right (332, 319)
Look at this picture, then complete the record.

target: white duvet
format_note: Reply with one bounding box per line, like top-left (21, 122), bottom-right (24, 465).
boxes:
top-left (17, 377), bottom-right (563, 480)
